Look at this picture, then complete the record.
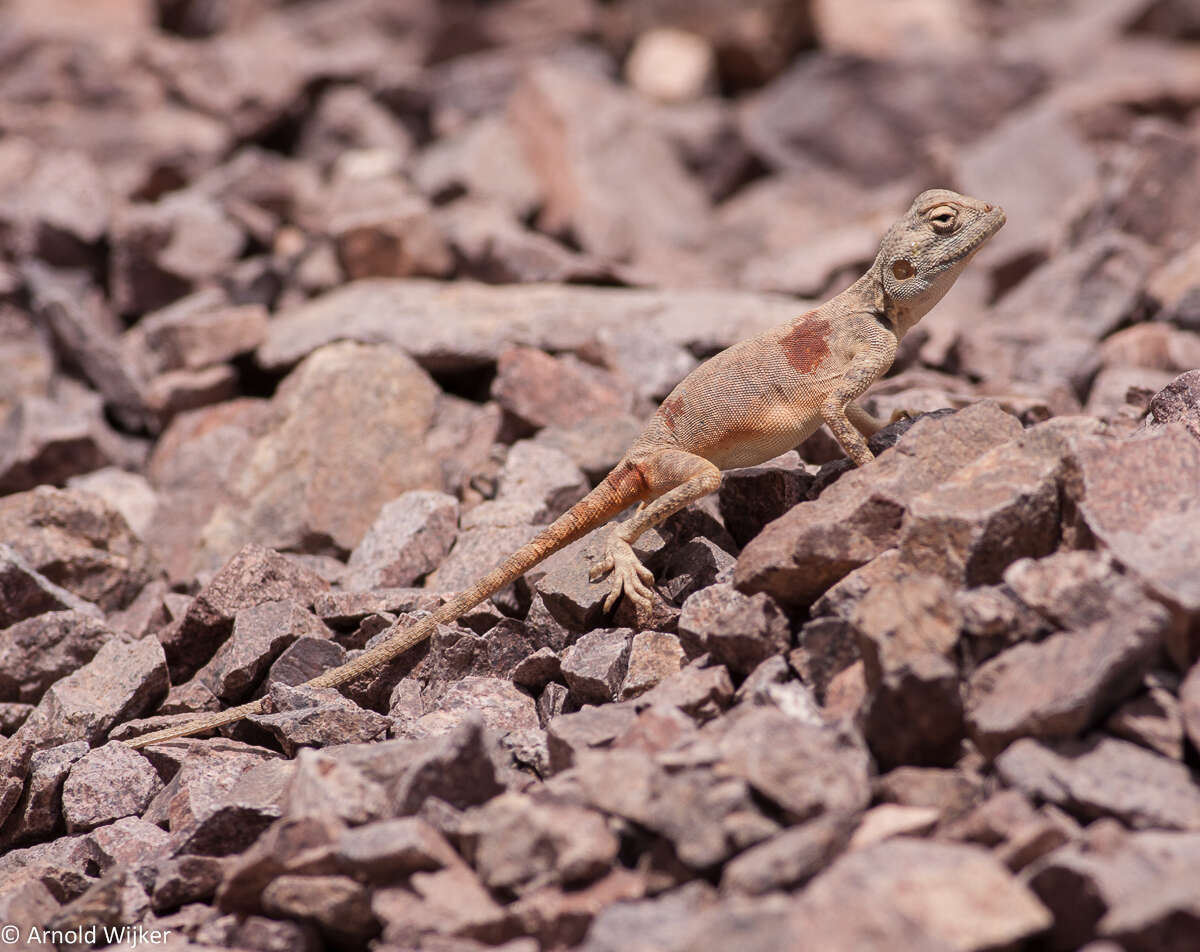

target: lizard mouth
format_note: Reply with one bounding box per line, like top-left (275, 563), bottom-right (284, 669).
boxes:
top-left (946, 206), bottom-right (1006, 266)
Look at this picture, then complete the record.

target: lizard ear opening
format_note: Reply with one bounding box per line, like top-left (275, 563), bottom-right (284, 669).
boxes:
top-left (892, 259), bottom-right (915, 280)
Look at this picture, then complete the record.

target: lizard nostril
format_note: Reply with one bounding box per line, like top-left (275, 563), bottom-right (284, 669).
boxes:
top-left (983, 203), bottom-right (994, 212)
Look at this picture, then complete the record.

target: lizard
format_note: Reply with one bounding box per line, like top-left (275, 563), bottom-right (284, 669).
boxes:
top-left (126, 188), bottom-right (1004, 749)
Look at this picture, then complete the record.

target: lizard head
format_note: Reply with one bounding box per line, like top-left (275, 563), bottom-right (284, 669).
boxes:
top-left (876, 188), bottom-right (1005, 328)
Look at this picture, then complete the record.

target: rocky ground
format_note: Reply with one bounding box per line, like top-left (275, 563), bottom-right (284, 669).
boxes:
top-left (1, 0), bottom-right (1200, 949)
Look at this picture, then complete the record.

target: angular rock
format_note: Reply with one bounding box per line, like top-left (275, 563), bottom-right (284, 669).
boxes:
top-left (60, 743), bottom-right (162, 833)
top-left (267, 637), bottom-right (346, 690)
top-left (1105, 673), bottom-right (1185, 761)
top-left (720, 811), bottom-right (855, 895)
top-left (109, 191), bottom-right (244, 315)
top-left (335, 817), bottom-right (457, 882)
top-left (717, 451), bottom-right (813, 548)
top-left (851, 573), bottom-right (964, 768)
top-left (135, 300), bottom-right (269, 374)
top-left (11, 637), bottom-right (167, 754)
top-left (968, 605), bottom-right (1167, 758)
top-left (197, 342), bottom-right (456, 569)
top-left (799, 838), bottom-right (1052, 951)
top-left (1144, 369), bottom-right (1200, 442)
top-left (460, 791), bottom-right (618, 895)
top-left (1025, 821), bottom-right (1200, 951)
top-left (736, 402), bottom-right (1023, 606)
top-left (413, 114), bottom-right (540, 217)
top-left (740, 53), bottom-right (1044, 186)
top-left (256, 278), bottom-right (800, 377)
top-left (561, 629), bottom-right (634, 705)
top-left (193, 600), bottom-right (331, 703)
top-left (620, 631), bottom-right (687, 700)
top-left (216, 813), bottom-right (347, 914)
top-left (632, 662), bottom-right (735, 724)
top-left (996, 736), bottom-right (1200, 831)
top-left (373, 862), bottom-right (516, 946)
top-left (410, 676), bottom-right (539, 739)
top-left (0, 486), bottom-right (157, 613)
top-left (1064, 424), bottom-right (1200, 667)
top-left (715, 708), bottom-right (871, 821)
top-left (344, 491), bottom-right (459, 591)
top-left (507, 61), bottom-right (712, 278)
top-left (495, 441), bottom-right (590, 525)
top-left (0, 611), bottom-right (115, 704)
top-left (165, 543), bottom-right (329, 680)
top-left (898, 424), bottom-right (1069, 586)
top-left (0, 741), bottom-right (88, 846)
top-left (248, 683), bottom-right (390, 756)
top-left (1003, 549), bottom-right (1161, 632)
top-left (677, 583), bottom-right (790, 675)
top-left (261, 873), bottom-right (377, 946)
top-left (284, 748), bottom-right (386, 826)
top-left (546, 704), bottom-right (640, 773)
top-left (493, 346), bottom-right (632, 433)
top-left (143, 740), bottom-right (284, 856)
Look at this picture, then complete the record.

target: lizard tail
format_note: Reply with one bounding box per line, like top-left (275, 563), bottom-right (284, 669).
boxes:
top-left (125, 472), bottom-right (640, 749)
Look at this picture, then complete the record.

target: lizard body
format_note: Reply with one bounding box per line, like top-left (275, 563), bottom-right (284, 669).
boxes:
top-left (127, 189), bottom-right (1004, 748)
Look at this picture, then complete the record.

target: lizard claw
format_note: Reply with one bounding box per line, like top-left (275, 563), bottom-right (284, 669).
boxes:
top-left (887, 408), bottom-right (914, 425)
top-left (593, 534), bottom-right (656, 616)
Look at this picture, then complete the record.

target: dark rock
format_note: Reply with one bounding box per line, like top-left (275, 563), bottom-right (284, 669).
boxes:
top-left (324, 173), bottom-right (451, 281)
top-left (266, 637), bottom-right (346, 690)
top-left (1025, 820), bottom-right (1200, 951)
top-left (109, 191), bottom-right (244, 315)
top-left (0, 741), bottom-right (88, 847)
top-left (790, 616), bottom-right (859, 702)
top-left (736, 402), bottom-right (1023, 607)
top-left (996, 736), bottom-right (1200, 831)
top-left (717, 452), bottom-right (813, 548)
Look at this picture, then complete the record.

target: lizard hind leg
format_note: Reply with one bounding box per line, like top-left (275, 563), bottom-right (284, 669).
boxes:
top-left (589, 450), bottom-right (722, 618)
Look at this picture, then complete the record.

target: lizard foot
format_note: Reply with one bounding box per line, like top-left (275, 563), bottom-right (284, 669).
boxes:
top-left (588, 534), bottom-right (656, 615)
top-left (887, 408), bottom-right (914, 425)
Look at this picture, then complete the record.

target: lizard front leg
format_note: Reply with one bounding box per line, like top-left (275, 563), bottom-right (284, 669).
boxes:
top-left (821, 325), bottom-right (898, 466)
top-left (589, 449), bottom-right (721, 615)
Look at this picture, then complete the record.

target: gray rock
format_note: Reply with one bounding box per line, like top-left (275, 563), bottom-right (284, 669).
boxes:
top-left (561, 629), bottom-right (634, 705)
top-left (60, 743), bottom-right (163, 833)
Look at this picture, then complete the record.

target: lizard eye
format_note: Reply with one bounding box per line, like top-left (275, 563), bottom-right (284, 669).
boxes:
top-left (928, 205), bottom-right (958, 234)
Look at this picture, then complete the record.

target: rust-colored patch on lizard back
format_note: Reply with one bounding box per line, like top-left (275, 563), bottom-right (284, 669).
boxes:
top-left (780, 313), bottom-right (832, 374)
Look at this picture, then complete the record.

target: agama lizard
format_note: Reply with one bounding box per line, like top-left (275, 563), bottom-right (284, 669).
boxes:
top-left (127, 189), bottom-right (1004, 748)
